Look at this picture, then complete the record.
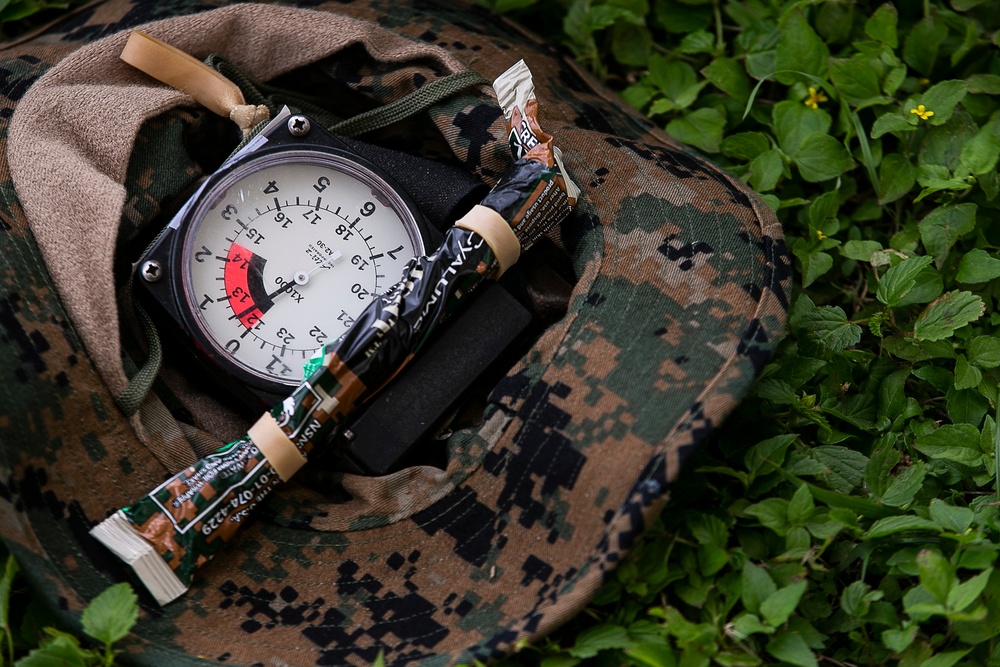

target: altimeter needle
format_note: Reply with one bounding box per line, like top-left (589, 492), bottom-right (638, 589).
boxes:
top-left (229, 250), bottom-right (343, 323)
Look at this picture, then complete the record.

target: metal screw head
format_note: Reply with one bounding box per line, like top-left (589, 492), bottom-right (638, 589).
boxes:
top-left (140, 260), bottom-right (163, 283)
top-left (287, 115), bottom-right (311, 137)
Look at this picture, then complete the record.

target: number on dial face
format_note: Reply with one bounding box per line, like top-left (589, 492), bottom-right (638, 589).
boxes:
top-left (185, 153), bottom-right (421, 386)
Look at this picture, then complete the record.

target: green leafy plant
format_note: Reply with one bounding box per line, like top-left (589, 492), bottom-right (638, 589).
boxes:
top-left (0, 551), bottom-right (139, 667)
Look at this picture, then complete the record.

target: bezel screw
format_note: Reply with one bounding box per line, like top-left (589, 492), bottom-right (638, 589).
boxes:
top-left (287, 115), bottom-right (311, 137)
top-left (140, 260), bottom-right (163, 283)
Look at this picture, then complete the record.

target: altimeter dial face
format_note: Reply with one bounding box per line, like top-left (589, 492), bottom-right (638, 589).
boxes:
top-left (182, 149), bottom-right (422, 387)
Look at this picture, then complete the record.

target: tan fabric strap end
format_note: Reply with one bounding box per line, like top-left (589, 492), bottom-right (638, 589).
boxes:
top-left (120, 30), bottom-right (247, 119)
top-left (455, 205), bottom-right (520, 276)
top-left (248, 413), bottom-right (307, 482)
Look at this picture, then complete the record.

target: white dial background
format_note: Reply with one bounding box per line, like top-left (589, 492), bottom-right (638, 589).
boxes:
top-left (183, 150), bottom-right (422, 386)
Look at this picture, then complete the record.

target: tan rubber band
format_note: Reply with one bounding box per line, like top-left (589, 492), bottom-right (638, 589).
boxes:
top-left (120, 30), bottom-right (246, 118)
top-left (248, 413), bottom-right (307, 482)
top-left (455, 205), bottom-right (520, 276)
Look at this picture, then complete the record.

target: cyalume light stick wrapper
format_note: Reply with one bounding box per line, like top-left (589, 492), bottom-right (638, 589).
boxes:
top-left (91, 58), bottom-right (580, 604)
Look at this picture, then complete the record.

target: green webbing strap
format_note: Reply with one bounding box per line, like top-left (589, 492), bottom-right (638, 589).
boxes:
top-left (329, 70), bottom-right (491, 137)
top-left (116, 293), bottom-right (163, 416)
top-left (115, 59), bottom-right (490, 414)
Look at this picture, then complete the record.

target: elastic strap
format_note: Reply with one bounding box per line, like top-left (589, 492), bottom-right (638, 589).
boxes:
top-left (248, 414), bottom-right (307, 481)
top-left (455, 205), bottom-right (520, 276)
top-left (121, 31), bottom-right (269, 136)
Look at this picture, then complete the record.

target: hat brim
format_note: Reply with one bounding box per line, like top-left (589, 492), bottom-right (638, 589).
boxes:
top-left (0, 1), bottom-right (789, 665)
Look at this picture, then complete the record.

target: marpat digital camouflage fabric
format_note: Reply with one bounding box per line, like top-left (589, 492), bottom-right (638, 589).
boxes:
top-left (0, 0), bottom-right (790, 665)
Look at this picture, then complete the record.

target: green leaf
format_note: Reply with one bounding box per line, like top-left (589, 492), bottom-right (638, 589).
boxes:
top-left (796, 248), bottom-right (834, 288)
top-left (954, 354), bottom-right (982, 391)
top-left (882, 463), bottom-right (928, 508)
top-left (947, 387), bottom-right (989, 427)
top-left (790, 298), bottom-right (862, 355)
top-left (914, 291), bottom-right (985, 341)
top-left (960, 118), bottom-right (1000, 175)
top-left (956, 248), bottom-right (1000, 284)
top-left (841, 240), bottom-right (882, 262)
top-left (665, 108), bottom-right (726, 153)
top-left (744, 497), bottom-right (790, 535)
top-left (903, 15), bottom-right (947, 76)
top-left (918, 203), bottom-right (977, 267)
top-left (787, 484), bottom-right (815, 526)
top-left (793, 134), bottom-right (855, 183)
top-left (748, 149), bottom-right (784, 191)
top-left (921, 650), bottom-right (972, 667)
top-left (867, 515), bottom-right (941, 538)
top-left (702, 57), bottom-right (749, 102)
top-left (774, 9), bottom-right (829, 84)
top-left (742, 561), bottom-right (777, 614)
top-left (807, 191), bottom-right (839, 228)
top-left (773, 101), bottom-right (832, 155)
top-left (0, 555), bottom-right (17, 637)
top-left (876, 255), bottom-right (934, 307)
top-left (841, 581), bottom-right (873, 617)
top-left (872, 112), bottom-right (917, 139)
top-left (913, 424), bottom-right (983, 464)
top-left (928, 498), bottom-right (974, 533)
top-left (918, 548), bottom-right (955, 604)
top-left (766, 631), bottom-right (818, 667)
top-left (698, 545), bottom-right (729, 576)
top-left (968, 336), bottom-right (1000, 368)
top-left (721, 132), bottom-right (770, 160)
top-left (612, 22), bottom-right (652, 67)
top-left (648, 56), bottom-right (705, 110)
top-left (947, 568), bottom-right (992, 611)
top-left (809, 484), bottom-right (897, 519)
top-left (81, 582), bottom-right (138, 646)
top-left (730, 613), bottom-right (775, 638)
top-left (688, 513), bottom-right (729, 548)
top-left (760, 581), bottom-right (807, 627)
top-left (624, 643), bottom-right (677, 667)
top-left (877, 370), bottom-right (908, 430)
top-left (567, 624), bottom-right (635, 658)
top-left (967, 73), bottom-right (1000, 94)
top-left (896, 266), bottom-right (943, 307)
top-left (811, 446), bottom-right (868, 493)
top-left (881, 627), bottom-right (916, 652)
top-left (830, 58), bottom-right (884, 105)
top-left (865, 3), bottom-right (898, 47)
top-left (883, 335), bottom-right (955, 361)
top-left (878, 153), bottom-right (917, 204)
top-left (13, 634), bottom-right (89, 667)
top-left (917, 80), bottom-right (970, 127)
top-left (678, 29), bottom-right (715, 55)
top-left (653, 0), bottom-right (711, 33)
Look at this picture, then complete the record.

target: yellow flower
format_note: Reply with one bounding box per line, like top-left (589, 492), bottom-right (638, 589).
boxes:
top-left (804, 86), bottom-right (828, 110)
top-left (816, 229), bottom-right (827, 241)
top-left (910, 104), bottom-right (934, 121)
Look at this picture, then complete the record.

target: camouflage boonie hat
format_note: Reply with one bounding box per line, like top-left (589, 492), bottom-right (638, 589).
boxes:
top-left (0, 0), bottom-right (790, 664)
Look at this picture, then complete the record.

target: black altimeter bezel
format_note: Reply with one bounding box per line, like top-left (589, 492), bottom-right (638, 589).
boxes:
top-left (136, 109), bottom-right (438, 399)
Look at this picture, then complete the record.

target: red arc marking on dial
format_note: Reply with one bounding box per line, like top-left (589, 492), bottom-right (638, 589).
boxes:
top-left (224, 243), bottom-right (264, 329)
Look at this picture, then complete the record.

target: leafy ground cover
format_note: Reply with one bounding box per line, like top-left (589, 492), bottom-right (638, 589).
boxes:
top-left (3, 0), bottom-right (1000, 665)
